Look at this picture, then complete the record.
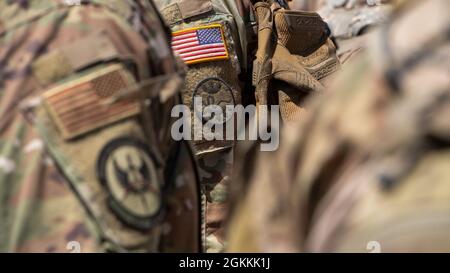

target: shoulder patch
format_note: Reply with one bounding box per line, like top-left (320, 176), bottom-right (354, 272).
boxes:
top-left (172, 24), bottom-right (229, 65)
top-left (35, 106), bottom-right (163, 249)
top-left (97, 137), bottom-right (163, 230)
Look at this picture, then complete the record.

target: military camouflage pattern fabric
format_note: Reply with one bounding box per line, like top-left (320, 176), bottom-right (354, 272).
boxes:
top-left (289, 0), bottom-right (327, 11)
top-left (227, 0), bottom-right (450, 252)
top-left (155, 0), bottom-right (254, 252)
top-left (318, 0), bottom-right (394, 64)
top-left (0, 0), bottom-right (200, 253)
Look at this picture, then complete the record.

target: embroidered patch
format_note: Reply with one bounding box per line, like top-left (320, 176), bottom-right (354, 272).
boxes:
top-left (160, 3), bottom-right (183, 25)
top-left (42, 65), bottom-right (140, 140)
top-left (97, 137), bottom-right (163, 230)
top-left (193, 77), bottom-right (235, 124)
top-left (172, 24), bottom-right (229, 65)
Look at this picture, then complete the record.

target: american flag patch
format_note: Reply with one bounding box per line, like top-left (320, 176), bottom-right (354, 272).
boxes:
top-left (42, 65), bottom-right (140, 140)
top-left (172, 24), bottom-right (229, 65)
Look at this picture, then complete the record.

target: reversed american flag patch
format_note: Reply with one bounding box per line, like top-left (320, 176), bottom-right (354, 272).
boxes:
top-left (172, 24), bottom-right (229, 65)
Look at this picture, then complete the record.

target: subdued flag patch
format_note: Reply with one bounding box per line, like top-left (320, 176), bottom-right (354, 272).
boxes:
top-left (42, 65), bottom-right (140, 140)
top-left (172, 24), bottom-right (229, 65)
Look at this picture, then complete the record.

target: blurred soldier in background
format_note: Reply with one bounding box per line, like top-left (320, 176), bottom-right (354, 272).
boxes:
top-left (227, 0), bottom-right (450, 252)
top-left (287, 0), bottom-right (394, 64)
top-left (0, 0), bottom-right (200, 252)
top-left (288, 0), bottom-right (326, 11)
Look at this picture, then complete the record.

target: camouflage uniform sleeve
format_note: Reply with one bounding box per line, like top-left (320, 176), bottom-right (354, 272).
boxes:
top-left (0, 0), bottom-right (102, 253)
top-left (0, 0), bottom-right (200, 253)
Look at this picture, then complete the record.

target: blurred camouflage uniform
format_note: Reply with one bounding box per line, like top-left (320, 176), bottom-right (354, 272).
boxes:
top-left (227, 0), bottom-right (450, 252)
top-left (318, 0), bottom-right (394, 63)
top-left (0, 0), bottom-right (200, 252)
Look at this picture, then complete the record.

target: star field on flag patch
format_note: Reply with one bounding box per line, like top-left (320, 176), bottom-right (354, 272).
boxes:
top-left (172, 24), bottom-right (229, 65)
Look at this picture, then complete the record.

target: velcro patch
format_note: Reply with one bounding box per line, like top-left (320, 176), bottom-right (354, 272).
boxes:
top-left (42, 65), bottom-right (140, 140)
top-left (160, 3), bottom-right (183, 25)
top-left (172, 24), bottom-right (229, 65)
